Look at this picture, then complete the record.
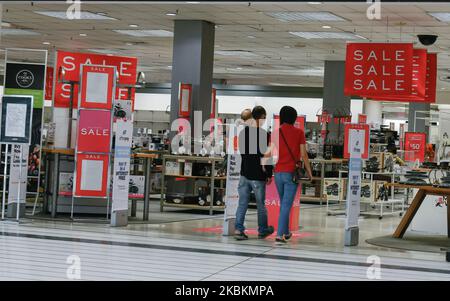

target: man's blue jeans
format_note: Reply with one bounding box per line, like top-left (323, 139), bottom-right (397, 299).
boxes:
top-left (235, 176), bottom-right (270, 234)
top-left (274, 172), bottom-right (298, 237)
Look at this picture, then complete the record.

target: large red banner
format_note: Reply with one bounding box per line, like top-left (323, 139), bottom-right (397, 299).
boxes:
top-left (77, 110), bottom-right (112, 153)
top-left (345, 43), bottom-right (414, 97)
top-left (53, 50), bottom-right (137, 108)
top-left (404, 132), bottom-right (426, 162)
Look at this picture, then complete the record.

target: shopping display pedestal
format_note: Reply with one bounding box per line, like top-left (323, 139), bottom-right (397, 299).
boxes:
top-left (111, 210), bottom-right (128, 227)
top-left (6, 203), bottom-right (26, 219)
top-left (265, 179), bottom-right (301, 232)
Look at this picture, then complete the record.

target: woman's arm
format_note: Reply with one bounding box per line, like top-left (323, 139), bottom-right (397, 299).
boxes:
top-left (300, 144), bottom-right (313, 180)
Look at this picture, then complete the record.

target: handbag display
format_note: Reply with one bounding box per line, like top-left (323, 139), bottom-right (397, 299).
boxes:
top-left (279, 128), bottom-right (309, 184)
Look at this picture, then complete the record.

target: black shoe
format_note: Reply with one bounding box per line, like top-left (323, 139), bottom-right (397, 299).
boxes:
top-left (275, 236), bottom-right (288, 243)
top-left (234, 231), bottom-right (249, 241)
top-left (258, 226), bottom-right (274, 239)
top-left (284, 233), bottom-right (293, 241)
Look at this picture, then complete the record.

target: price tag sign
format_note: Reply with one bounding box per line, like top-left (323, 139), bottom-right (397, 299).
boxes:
top-left (404, 132), bottom-right (426, 162)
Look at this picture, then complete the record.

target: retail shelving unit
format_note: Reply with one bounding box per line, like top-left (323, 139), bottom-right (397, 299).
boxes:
top-left (160, 154), bottom-right (225, 215)
top-left (303, 158), bottom-right (347, 205)
top-left (328, 169), bottom-right (405, 219)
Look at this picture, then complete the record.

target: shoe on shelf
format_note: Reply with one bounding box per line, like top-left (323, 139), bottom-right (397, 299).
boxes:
top-left (275, 236), bottom-right (288, 243)
top-left (234, 231), bottom-right (249, 241)
top-left (258, 226), bottom-right (275, 239)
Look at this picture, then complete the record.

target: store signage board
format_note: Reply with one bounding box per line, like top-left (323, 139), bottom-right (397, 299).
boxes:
top-left (404, 132), bottom-right (426, 162)
top-left (112, 120), bottom-right (133, 211)
top-left (345, 157), bottom-right (362, 230)
top-left (343, 123), bottom-right (370, 160)
top-left (178, 83), bottom-right (192, 118)
top-left (7, 145), bottom-right (28, 205)
top-left (0, 95), bottom-right (33, 144)
top-left (344, 43), bottom-right (414, 97)
top-left (358, 114), bottom-right (367, 124)
top-left (45, 66), bottom-right (54, 101)
top-left (80, 65), bottom-right (115, 110)
top-left (74, 153), bottom-right (109, 197)
top-left (77, 110), bottom-right (112, 153)
top-left (54, 50), bottom-right (137, 108)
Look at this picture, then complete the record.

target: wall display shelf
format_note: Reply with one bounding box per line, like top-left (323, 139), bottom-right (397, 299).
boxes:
top-left (160, 154), bottom-right (225, 215)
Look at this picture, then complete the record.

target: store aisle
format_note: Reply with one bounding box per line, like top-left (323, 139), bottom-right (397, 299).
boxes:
top-left (1, 221), bottom-right (450, 281)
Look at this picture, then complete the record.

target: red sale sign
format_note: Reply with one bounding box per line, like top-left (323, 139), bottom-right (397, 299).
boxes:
top-left (343, 123), bottom-right (370, 159)
top-left (273, 115), bottom-right (305, 133)
top-left (345, 43), bottom-right (414, 97)
top-left (54, 50), bottom-right (137, 108)
top-left (404, 132), bottom-right (426, 162)
top-left (80, 65), bottom-right (115, 110)
top-left (265, 180), bottom-right (300, 232)
top-left (45, 66), bottom-right (54, 101)
top-left (358, 113), bottom-right (367, 124)
top-left (74, 153), bottom-right (109, 197)
top-left (77, 110), bottom-right (112, 153)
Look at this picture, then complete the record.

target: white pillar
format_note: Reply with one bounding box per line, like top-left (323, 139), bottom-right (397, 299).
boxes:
top-left (363, 99), bottom-right (382, 130)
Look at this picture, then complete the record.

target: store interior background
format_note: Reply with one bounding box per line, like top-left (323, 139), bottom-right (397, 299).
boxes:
top-left (0, 1), bottom-right (450, 259)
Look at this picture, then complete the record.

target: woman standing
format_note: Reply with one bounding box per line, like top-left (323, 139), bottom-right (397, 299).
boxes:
top-left (265, 106), bottom-right (312, 243)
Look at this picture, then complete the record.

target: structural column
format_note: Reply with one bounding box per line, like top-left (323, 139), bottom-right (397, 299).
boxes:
top-left (408, 102), bottom-right (430, 136)
top-left (322, 61), bottom-right (351, 143)
top-left (170, 20), bottom-right (215, 144)
top-left (363, 99), bottom-right (383, 130)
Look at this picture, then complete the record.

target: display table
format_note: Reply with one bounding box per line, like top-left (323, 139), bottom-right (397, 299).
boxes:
top-left (385, 183), bottom-right (450, 238)
top-left (42, 147), bottom-right (159, 220)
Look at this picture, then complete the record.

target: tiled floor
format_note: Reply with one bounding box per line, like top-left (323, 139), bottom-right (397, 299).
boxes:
top-left (0, 201), bottom-right (449, 281)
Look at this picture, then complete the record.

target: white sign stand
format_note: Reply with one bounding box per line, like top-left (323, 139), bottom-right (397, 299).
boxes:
top-left (344, 127), bottom-right (365, 246)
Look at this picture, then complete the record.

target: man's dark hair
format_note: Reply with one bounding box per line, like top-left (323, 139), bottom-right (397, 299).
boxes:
top-left (279, 106), bottom-right (297, 125)
top-left (252, 106), bottom-right (266, 120)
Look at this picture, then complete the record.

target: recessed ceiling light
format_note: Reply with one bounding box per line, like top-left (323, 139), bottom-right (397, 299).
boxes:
top-left (428, 12), bottom-right (450, 22)
top-left (79, 33), bottom-right (87, 37)
top-left (114, 29), bottom-right (173, 37)
top-left (167, 66), bottom-right (172, 69)
top-left (34, 11), bottom-right (117, 20)
top-left (266, 12), bottom-right (345, 22)
top-left (129, 24), bottom-right (139, 28)
top-left (283, 45), bottom-right (291, 48)
top-left (247, 35), bottom-right (256, 39)
top-left (215, 50), bottom-right (259, 57)
top-left (126, 42), bottom-right (134, 46)
top-left (186, 1), bottom-right (200, 3)
top-left (289, 31), bottom-right (365, 40)
top-left (166, 12), bottom-right (178, 17)
top-left (236, 67), bottom-right (243, 70)
top-left (42, 41), bottom-right (50, 45)
top-left (308, 2), bottom-right (323, 4)
top-left (0, 29), bottom-right (40, 36)
top-left (322, 25), bottom-right (332, 29)
top-left (1, 22), bottom-right (11, 27)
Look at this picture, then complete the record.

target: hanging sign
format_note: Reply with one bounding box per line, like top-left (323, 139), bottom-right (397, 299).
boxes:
top-left (343, 123), bottom-right (370, 159)
top-left (74, 153), bottom-right (110, 197)
top-left (53, 50), bottom-right (137, 108)
top-left (80, 65), bottom-right (115, 110)
top-left (178, 83), bottom-right (192, 118)
top-left (0, 96), bottom-right (33, 144)
top-left (358, 114), bottom-right (367, 124)
top-left (344, 43), bottom-right (414, 98)
top-left (404, 132), bottom-right (426, 162)
top-left (77, 110), bottom-right (112, 153)
top-left (45, 66), bottom-right (54, 101)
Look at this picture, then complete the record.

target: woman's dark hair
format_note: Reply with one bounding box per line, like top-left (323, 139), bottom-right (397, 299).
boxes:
top-left (252, 106), bottom-right (267, 120)
top-left (279, 106), bottom-right (297, 125)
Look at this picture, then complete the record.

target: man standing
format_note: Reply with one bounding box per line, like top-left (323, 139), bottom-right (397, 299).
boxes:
top-left (234, 106), bottom-right (274, 240)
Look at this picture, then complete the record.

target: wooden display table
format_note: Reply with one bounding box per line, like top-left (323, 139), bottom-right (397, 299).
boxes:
top-left (386, 183), bottom-right (450, 238)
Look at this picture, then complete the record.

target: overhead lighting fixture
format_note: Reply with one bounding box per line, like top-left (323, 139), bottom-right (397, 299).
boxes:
top-left (186, 1), bottom-right (200, 3)
top-left (215, 50), bottom-right (259, 57)
top-left (79, 33), bottom-right (87, 37)
top-left (247, 35), bottom-right (256, 39)
top-left (166, 12), bottom-right (178, 17)
top-left (34, 11), bottom-right (117, 20)
top-left (42, 41), bottom-right (50, 45)
top-left (1, 22), bottom-right (11, 27)
top-left (266, 12), bottom-right (345, 22)
top-left (428, 12), bottom-right (450, 22)
top-left (129, 24), bottom-right (139, 28)
top-left (308, 2), bottom-right (323, 4)
top-left (125, 42), bottom-right (135, 46)
top-left (289, 31), bottom-right (365, 40)
top-left (283, 45), bottom-right (291, 48)
top-left (88, 49), bottom-right (119, 55)
top-left (322, 25), bottom-right (332, 29)
top-left (114, 29), bottom-right (173, 37)
top-left (0, 28), bottom-right (40, 36)
top-left (167, 65), bottom-right (172, 69)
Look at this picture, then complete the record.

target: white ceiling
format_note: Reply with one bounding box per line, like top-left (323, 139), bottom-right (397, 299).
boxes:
top-left (1, 1), bottom-right (450, 95)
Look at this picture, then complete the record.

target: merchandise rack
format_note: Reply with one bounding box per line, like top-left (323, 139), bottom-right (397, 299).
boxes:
top-left (160, 154), bottom-right (225, 215)
top-left (327, 169), bottom-right (405, 219)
